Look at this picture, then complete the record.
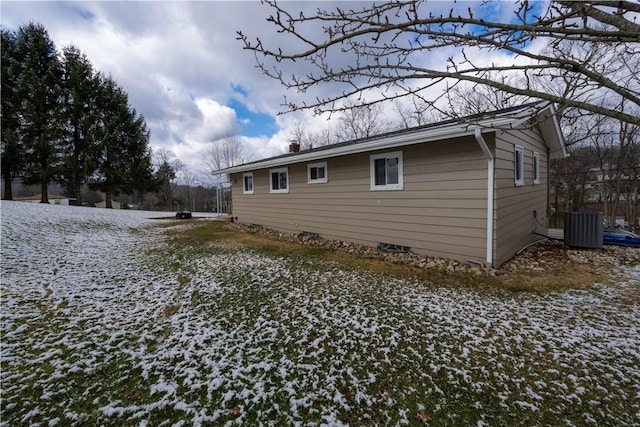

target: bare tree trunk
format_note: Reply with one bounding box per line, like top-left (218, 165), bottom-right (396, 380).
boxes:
top-left (610, 194), bottom-right (620, 227)
top-left (2, 177), bottom-right (13, 200)
top-left (75, 185), bottom-right (82, 206)
top-left (634, 190), bottom-right (639, 232)
top-left (40, 181), bottom-right (49, 204)
top-left (105, 188), bottom-right (113, 209)
top-left (628, 187), bottom-right (639, 232)
top-left (603, 196), bottom-right (611, 227)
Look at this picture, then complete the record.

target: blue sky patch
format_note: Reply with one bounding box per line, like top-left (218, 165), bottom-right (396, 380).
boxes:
top-left (229, 99), bottom-right (277, 138)
top-left (410, 1), bottom-right (547, 53)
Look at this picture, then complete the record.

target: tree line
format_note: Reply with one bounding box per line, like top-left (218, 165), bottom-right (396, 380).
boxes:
top-left (1, 22), bottom-right (156, 207)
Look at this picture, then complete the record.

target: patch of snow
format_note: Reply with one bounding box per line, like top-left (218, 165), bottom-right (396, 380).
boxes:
top-left (2, 201), bottom-right (639, 425)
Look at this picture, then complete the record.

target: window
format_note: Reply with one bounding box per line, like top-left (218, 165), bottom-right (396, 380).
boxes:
top-left (370, 151), bottom-right (403, 190)
top-left (532, 152), bottom-right (540, 185)
top-left (307, 161), bottom-right (328, 184)
top-left (514, 145), bottom-right (524, 186)
top-left (242, 172), bottom-right (254, 194)
top-left (269, 167), bottom-right (289, 193)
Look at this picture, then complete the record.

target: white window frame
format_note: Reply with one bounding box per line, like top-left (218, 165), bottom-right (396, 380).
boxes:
top-left (242, 172), bottom-right (254, 194)
top-left (532, 151), bottom-right (540, 185)
top-left (514, 145), bottom-right (524, 187)
top-left (370, 151), bottom-right (404, 191)
top-left (269, 167), bottom-right (289, 193)
top-left (307, 161), bottom-right (328, 184)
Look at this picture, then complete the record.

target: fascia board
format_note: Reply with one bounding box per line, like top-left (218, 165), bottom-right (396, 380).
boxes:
top-left (535, 104), bottom-right (567, 159)
top-left (491, 102), bottom-right (566, 160)
top-left (547, 113), bottom-right (567, 159)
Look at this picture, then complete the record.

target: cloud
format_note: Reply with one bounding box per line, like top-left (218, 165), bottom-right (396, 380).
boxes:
top-left (1, 1), bottom-right (550, 177)
top-left (2, 1), bottom-right (287, 173)
top-left (162, 97), bottom-right (240, 176)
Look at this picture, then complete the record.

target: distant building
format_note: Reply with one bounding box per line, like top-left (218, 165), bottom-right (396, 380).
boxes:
top-left (14, 194), bottom-right (76, 206)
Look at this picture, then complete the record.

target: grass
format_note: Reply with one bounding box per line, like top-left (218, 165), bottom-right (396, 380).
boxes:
top-left (162, 220), bottom-right (613, 293)
top-left (145, 220), bottom-right (637, 425)
top-left (3, 218), bottom-right (638, 426)
top-left (164, 221), bottom-right (465, 279)
top-left (497, 267), bottom-right (607, 292)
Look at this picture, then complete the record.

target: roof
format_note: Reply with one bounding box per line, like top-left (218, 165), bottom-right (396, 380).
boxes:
top-left (215, 101), bottom-right (566, 175)
top-left (15, 193), bottom-right (70, 201)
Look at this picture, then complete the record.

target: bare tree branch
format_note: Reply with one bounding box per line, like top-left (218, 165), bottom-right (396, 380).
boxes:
top-left (335, 102), bottom-right (393, 141)
top-left (237, 0), bottom-right (640, 125)
top-left (203, 136), bottom-right (248, 176)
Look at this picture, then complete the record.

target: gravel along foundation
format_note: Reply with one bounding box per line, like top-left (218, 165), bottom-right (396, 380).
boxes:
top-left (2, 201), bottom-right (639, 426)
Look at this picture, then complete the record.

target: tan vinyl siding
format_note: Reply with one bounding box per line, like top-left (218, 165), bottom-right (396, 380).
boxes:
top-left (231, 136), bottom-right (490, 264)
top-left (222, 105), bottom-right (563, 268)
top-left (494, 127), bottom-right (549, 266)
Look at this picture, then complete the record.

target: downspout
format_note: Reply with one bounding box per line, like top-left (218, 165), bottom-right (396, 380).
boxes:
top-left (474, 129), bottom-right (494, 267)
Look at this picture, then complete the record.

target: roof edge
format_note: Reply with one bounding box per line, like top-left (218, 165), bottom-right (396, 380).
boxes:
top-left (535, 103), bottom-right (567, 159)
top-left (215, 101), bottom-right (565, 174)
top-left (216, 123), bottom-right (492, 174)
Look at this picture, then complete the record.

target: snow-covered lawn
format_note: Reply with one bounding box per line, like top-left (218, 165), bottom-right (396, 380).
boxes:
top-left (1, 201), bottom-right (639, 426)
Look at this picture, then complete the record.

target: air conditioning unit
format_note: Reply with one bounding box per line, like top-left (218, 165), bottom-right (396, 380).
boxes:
top-left (564, 211), bottom-right (603, 249)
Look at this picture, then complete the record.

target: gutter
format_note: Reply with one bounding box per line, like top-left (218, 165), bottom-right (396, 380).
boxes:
top-left (474, 129), bottom-right (494, 267)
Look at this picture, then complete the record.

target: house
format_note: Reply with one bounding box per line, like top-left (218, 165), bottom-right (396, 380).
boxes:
top-left (15, 194), bottom-right (76, 206)
top-left (215, 102), bottom-right (566, 268)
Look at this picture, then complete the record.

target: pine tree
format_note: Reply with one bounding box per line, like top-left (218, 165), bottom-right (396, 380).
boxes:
top-left (1, 29), bottom-right (22, 200)
top-left (89, 75), bottom-right (155, 208)
top-left (156, 160), bottom-right (176, 210)
top-left (14, 22), bottom-right (64, 203)
top-left (60, 45), bottom-right (99, 205)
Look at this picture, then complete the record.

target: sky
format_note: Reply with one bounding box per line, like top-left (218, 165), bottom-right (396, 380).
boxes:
top-left (1, 1), bottom-right (547, 183)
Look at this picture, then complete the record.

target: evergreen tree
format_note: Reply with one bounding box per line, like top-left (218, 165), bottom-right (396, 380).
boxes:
top-left (4, 22), bottom-right (155, 206)
top-left (14, 22), bottom-right (64, 203)
top-left (156, 160), bottom-right (176, 210)
top-left (60, 45), bottom-right (99, 204)
top-left (1, 28), bottom-right (22, 200)
top-left (89, 75), bottom-right (154, 208)
top-left (122, 113), bottom-right (156, 195)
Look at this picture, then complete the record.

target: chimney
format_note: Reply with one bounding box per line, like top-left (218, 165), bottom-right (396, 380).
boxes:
top-left (289, 142), bottom-right (300, 153)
